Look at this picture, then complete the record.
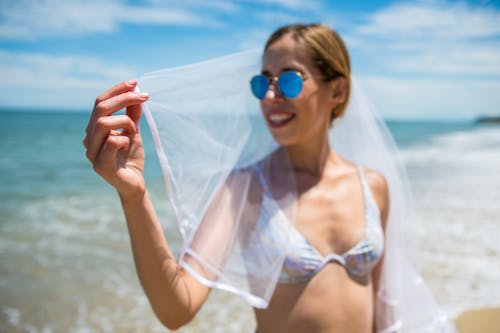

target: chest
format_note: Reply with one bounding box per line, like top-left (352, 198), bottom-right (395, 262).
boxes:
top-left (292, 179), bottom-right (367, 256)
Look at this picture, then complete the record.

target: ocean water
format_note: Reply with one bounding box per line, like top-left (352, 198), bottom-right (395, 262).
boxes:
top-left (0, 110), bottom-right (499, 332)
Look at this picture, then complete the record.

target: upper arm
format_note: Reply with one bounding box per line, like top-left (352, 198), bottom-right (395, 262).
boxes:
top-left (364, 168), bottom-right (390, 290)
top-left (364, 168), bottom-right (390, 234)
top-left (175, 169), bottom-right (255, 315)
top-left (364, 168), bottom-right (390, 332)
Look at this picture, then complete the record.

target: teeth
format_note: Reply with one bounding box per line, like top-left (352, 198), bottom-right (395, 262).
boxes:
top-left (269, 114), bottom-right (293, 123)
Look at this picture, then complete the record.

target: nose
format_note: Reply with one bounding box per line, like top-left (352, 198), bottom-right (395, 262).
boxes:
top-left (264, 87), bottom-right (276, 100)
top-left (263, 78), bottom-right (283, 101)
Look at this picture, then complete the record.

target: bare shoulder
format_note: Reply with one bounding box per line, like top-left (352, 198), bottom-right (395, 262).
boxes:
top-left (362, 168), bottom-right (388, 197)
top-left (362, 167), bottom-right (390, 229)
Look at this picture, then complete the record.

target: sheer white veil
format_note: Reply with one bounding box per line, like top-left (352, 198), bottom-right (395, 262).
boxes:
top-left (138, 49), bottom-right (297, 308)
top-left (332, 79), bottom-right (456, 332)
top-left (138, 48), bottom-right (456, 332)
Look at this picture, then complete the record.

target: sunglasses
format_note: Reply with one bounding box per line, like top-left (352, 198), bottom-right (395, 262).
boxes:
top-left (250, 71), bottom-right (305, 100)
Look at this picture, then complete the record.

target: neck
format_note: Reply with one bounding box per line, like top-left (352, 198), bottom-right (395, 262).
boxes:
top-left (285, 128), bottom-right (332, 177)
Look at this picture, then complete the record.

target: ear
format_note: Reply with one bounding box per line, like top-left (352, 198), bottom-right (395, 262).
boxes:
top-left (329, 77), bottom-right (347, 105)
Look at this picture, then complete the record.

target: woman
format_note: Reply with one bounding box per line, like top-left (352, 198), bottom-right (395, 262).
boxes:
top-left (246, 25), bottom-right (388, 333)
top-left (84, 24), bottom-right (449, 332)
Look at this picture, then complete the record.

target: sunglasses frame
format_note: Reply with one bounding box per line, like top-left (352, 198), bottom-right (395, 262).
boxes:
top-left (250, 71), bottom-right (307, 100)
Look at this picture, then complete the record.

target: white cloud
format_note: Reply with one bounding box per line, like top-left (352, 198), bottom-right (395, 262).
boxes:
top-left (0, 50), bottom-right (136, 109)
top-left (0, 0), bottom-right (215, 40)
top-left (0, 0), bottom-right (324, 41)
top-left (1, 0), bottom-right (498, 119)
top-left (347, 1), bottom-right (500, 77)
top-left (349, 1), bottom-right (500, 120)
top-left (117, 6), bottom-right (215, 26)
top-left (145, 0), bottom-right (240, 14)
top-left (237, 28), bottom-right (270, 50)
top-left (247, 0), bottom-right (321, 11)
top-left (359, 76), bottom-right (500, 119)
top-left (356, 1), bottom-right (500, 40)
top-left (387, 42), bottom-right (500, 76)
top-left (198, 0), bottom-right (239, 13)
top-left (254, 10), bottom-right (309, 27)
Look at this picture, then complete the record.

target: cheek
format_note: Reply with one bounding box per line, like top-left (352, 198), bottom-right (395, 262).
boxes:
top-left (296, 95), bottom-right (319, 115)
top-left (259, 100), bottom-right (268, 116)
top-left (304, 88), bottom-right (331, 113)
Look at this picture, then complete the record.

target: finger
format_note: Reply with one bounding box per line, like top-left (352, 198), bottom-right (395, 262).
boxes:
top-left (84, 129), bottom-right (120, 149)
top-left (93, 135), bottom-right (131, 177)
top-left (83, 135), bottom-right (89, 149)
top-left (85, 115), bottom-right (137, 163)
top-left (94, 80), bottom-right (138, 107)
top-left (87, 90), bottom-right (148, 140)
top-left (86, 115), bottom-right (136, 163)
top-left (94, 90), bottom-right (149, 118)
top-left (87, 80), bottom-right (137, 136)
top-left (126, 102), bottom-right (144, 129)
top-left (87, 80), bottom-right (145, 135)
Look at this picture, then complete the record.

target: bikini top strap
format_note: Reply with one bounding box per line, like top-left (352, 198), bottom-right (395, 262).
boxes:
top-left (356, 166), bottom-right (380, 216)
top-left (252, 165), bottom-right (273, 197)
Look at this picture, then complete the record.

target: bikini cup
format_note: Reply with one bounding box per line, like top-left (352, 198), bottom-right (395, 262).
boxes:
top-left (252, 165), bottom-right (384, 283)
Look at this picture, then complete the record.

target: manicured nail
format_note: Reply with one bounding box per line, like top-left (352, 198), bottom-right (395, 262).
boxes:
top-left (127, 79), bottom-right (137, 86)
top-left (139, 92), bottom-right (149, 98)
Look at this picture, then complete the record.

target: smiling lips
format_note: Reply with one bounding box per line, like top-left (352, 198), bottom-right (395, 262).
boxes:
top-left (266, 110), bottom-right (296, 128)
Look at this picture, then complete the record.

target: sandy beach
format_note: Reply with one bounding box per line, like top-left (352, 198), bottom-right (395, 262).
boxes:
top-left (454, 307), bottom-right (500, 333)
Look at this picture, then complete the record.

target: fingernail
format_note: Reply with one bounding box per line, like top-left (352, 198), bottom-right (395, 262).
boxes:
top-left (139, 92), bottom-right (149, 99)
top-left (127, 79), bottom-right (137, 86)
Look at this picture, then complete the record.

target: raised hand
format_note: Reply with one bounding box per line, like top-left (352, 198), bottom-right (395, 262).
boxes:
top-left (83, 80), bottom-right (149, 197)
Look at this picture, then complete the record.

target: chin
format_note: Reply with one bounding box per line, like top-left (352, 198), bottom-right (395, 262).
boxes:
top-left (269, 132), bottom-right (299, 147)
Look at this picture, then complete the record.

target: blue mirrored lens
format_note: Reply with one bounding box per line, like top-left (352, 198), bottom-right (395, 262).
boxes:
top-left (278, 72), bottom-right (302, 98)
top-left (250, 75), bottom-right (269, 99)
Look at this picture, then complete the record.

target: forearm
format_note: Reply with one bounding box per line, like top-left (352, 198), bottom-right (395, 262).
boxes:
top-left (119, 190), bottom-right (196, 329)
top-left (84, 81), bottom-right (201, 327)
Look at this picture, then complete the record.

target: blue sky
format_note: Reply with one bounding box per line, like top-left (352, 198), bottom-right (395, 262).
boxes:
top-left (1, 0), bottom-right (499, 119)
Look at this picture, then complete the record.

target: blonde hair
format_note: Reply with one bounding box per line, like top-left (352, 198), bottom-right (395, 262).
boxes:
top-left (265, 24), bottom-right (351, 124)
